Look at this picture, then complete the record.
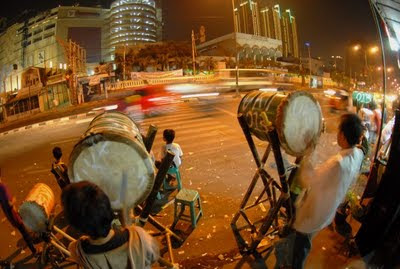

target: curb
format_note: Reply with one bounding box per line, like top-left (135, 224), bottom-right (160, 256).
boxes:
top-left (0, 111), bottom-right (101, 137)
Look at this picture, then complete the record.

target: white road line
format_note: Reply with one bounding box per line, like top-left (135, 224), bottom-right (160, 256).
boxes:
top-left (142, 121), bottom-right (225, 132)
top-left (75, 118), bottom-right (94, 124)
top-left (215, 107), bottom-right (237, 117)
top-left (26, 168), bottom-right (51, 175)
top-left (50, 137), bottom-right (80, 145)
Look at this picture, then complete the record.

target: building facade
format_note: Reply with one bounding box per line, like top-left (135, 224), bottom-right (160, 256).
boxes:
top-left (110, 0), bottom-right (159, 47)
top-left (0, 1), bottom-right (163, 94)
top-left (0, 6), bottom-right (112, 93)
top-left (233, 1), bottom-right (299, 58)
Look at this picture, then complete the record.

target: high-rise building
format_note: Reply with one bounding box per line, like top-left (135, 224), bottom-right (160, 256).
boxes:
top-left (110, 0), bottom-right (158, 47)
top-left (233, 1), bottom-right (299, 58)
top-left (0, 1), bottom-right (164, 93)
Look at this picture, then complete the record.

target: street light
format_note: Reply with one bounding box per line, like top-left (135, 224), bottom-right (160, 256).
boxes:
top-left (305, 42), bottom-right (312, 86)
top-left (231, 0), bottom-right (239, 97)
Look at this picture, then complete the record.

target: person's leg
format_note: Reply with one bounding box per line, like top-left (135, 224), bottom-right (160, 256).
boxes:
top-left (292, 232), bottom-right (312, 269)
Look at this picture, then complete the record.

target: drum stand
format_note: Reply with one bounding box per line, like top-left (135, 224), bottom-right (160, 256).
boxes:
top-left (231, 113), bottom-right (300, 257)
top-left (37, 214), bottom-right (77, 268)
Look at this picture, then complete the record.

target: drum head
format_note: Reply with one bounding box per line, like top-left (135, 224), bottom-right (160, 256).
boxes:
top-left (19, 183), bottom-right (55, 233)
top-left (276, 91), bottom-right (322, 157)
top-left (69, 133), bottom-right (155, 210)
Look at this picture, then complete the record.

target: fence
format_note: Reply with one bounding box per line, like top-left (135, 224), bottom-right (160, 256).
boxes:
top-left (108, 75), bottom-right (217, 91)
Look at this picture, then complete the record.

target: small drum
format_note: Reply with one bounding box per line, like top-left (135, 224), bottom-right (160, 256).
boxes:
top-left (238, 90), bottom-right (322, 157)
top-left (69, 111), bottom-right (155, 210)
top-left (19, 183), bottom-right (55, 233)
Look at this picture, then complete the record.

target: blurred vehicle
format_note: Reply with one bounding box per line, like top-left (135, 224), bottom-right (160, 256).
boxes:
top-left (325, 89), bottom-right (349, 111)
top-left (115, 85), bottom-right (180, 121)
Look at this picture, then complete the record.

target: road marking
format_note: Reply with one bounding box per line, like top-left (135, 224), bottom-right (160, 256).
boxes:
top-left (75, 118), bottom-right (94, 124)
top-left (50, 137), bottom-right (80, 145)
top-left (215, 107), bottom-right (237, 117)
top-left (26, 168), bottom-right (51, 175)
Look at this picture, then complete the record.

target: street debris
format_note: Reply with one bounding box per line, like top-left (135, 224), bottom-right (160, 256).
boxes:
top-left (11, 231), bottom-right (16, 236)
top-left (186, 167), bottom-right (194, 171)
top-left (178, 251), bottom-right (185, 255)
top-left (233, 253), bottom-right (243, 260)
top-left (207, 233), bottom-right (212, 239)
top-left (201, 253), bottom-right (207, 257)
top-left (218, 254), bottom-right (224, 261)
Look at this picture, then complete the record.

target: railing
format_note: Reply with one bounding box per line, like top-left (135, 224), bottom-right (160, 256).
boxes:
top-left (108, 75), bottom-right (217, 91)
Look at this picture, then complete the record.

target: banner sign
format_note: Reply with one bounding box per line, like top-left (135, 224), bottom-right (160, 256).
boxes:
top-left (131, 69), bottom-right (183, 80)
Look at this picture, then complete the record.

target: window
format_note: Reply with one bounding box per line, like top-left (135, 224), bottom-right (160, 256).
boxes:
top-left (33, 28), bottom-right (43, 35)
top-left (33, 37), bottom-right (42, 43)
top-left (43, 32), bottom-right (54, 39)
top-left (44, 24), bottom-right (55, 31)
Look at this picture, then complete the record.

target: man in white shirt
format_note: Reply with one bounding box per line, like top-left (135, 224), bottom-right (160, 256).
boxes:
top-left (275, 113), bottom-right (365, 269)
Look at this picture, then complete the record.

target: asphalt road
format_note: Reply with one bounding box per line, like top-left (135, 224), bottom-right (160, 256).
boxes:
top-left (0, 93), bottom-right (354, 268)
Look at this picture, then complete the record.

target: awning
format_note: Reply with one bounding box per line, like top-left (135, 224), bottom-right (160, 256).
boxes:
top-left (371, 0), bottom-right (400, 51)
top-left (8, 86), bottom-right (42, 103)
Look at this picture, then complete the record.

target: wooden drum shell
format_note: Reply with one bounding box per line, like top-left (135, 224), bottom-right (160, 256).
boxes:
top-left (238, 90), bottom-right (322, 157)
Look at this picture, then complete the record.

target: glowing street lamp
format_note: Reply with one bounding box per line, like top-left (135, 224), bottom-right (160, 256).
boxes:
top-left (370, 46), bottom-right (379, 54)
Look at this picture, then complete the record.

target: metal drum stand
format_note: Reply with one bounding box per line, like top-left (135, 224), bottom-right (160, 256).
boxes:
top-left (231, 112), bottom-right (300, 257)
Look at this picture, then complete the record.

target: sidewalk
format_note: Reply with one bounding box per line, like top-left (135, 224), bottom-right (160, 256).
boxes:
top-left (0, 90), bottom-right (135, 134)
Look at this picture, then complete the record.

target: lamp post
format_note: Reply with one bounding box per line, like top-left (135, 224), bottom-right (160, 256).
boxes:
top-left (353, 45), bottom-right (379, 85)
top-left (231, 0), bottom-right (239, 97)
top-left (305, 42), bottom-right (312, 87)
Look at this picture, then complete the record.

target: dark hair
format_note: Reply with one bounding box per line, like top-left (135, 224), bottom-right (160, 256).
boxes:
top-left (339, 113), bottom-right (363, 146)
top-left (52, 147), bottom-right (63, 160)
top-left (61, 181), bottom-right (113, 239)
top-left (369, 101), bottom-right (377, 110)
top-left (163, 129), bottom-right (175, 144)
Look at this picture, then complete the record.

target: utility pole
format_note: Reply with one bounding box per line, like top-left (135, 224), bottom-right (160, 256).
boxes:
top-left (191, 30), bottom-right (196, 76)
top-left (232, 0), bottom-right (239, 97)
top-left (123, 44), bottom-right (126, 81)
top-left (305, 42), bottom-right (312, 87)
top-left (58, 38), bottom-right (86, 105)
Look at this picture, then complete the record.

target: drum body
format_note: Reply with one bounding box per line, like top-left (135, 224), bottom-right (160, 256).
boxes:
top-left (238, 90), bottom-right (322, 157)
top-left (19, 183), bottom-right (55, 233)
top-left (69, 112), bottom-right (155, 210)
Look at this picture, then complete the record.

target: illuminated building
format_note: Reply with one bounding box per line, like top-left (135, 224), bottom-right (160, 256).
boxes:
top-left (110, 0), bottom-right (158, 47)
top-left (233, 1), bottom-right (299, 58)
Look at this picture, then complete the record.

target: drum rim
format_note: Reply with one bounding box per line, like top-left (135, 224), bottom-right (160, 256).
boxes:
top-left (276, 91), bottom-right (322, 157)
top-left (68, 132), bottom-right (155, 208)
top-left (19, 183), bottom-right (55, 233)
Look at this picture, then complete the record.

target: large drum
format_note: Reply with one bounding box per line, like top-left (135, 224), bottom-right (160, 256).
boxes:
top-left (68, 112), bottom-right (155, 210)
top-left (19, 183), bottom-right (55, 233)
top-left (238, 90), bottom-right (322, 157)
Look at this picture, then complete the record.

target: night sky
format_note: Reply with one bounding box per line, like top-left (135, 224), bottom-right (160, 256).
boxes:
top-left (1, 0), bottom-right (378, 58)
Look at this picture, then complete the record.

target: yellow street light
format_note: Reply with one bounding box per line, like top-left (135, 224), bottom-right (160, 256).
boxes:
top-left (353, 45), bottom-right (361, 51)
top-left (370, 46), bottom-right (379, 54)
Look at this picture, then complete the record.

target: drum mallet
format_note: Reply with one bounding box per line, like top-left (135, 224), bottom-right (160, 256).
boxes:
top-left (144, 124), bottom-right (158, 153)
top-left (138, 151), bottom-right (175, 226)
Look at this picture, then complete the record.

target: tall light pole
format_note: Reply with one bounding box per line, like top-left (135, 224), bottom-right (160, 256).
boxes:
top-left (191, 30), bottom-right (196, 76)
top-left (305, 42), bottom-right (312, 87)
top-left (231, 0), bottom-right (239, 96)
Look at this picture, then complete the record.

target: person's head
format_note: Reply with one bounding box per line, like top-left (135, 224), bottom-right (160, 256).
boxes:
top-left (337, 113), bottom-right (363, 149)
top-left (369, 101), bottom-right (377, 110)
top-left (163, 129), bottom-right (175, 144)
top-left (61, 181), bottom-right (113, 239)
top-left (52, 147), bottom-right (63, 161)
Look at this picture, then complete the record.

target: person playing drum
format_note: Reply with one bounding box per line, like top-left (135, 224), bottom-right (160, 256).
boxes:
top-left (275, 114), bottom-right (367, 269)
top-left (62, 181), bottom-right (159, 269)
top-left (0, 176), bottom-right (37, 254)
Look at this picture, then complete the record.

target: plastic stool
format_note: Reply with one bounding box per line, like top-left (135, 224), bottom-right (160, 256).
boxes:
top-left (171, 189), bottom-right (203, 229)
top-left (163, 167), bottom-right (182, 191)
